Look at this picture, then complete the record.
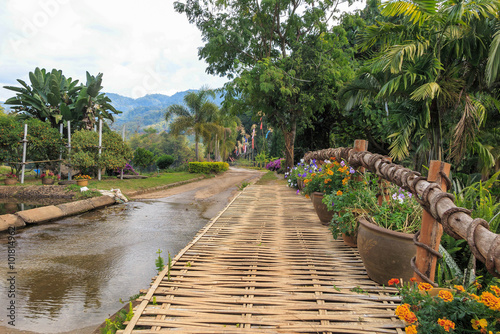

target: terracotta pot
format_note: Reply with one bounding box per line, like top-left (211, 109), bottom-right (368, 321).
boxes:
top-left (76, 179), bottom-right (88, 187)
top-left (4, 178), bottom-right (17, 185)
top-left (357, 217), bottom-right (417, 285)
top-left (342, 232), bottom-right (357, 248)
top-left (311, 192), bottom-right (336, 225)
top-left (42, 178), bottom-right (55, 185)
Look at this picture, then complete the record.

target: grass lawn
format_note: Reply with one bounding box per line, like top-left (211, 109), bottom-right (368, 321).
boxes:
top-left (255, 170), bottom-right (287, 186)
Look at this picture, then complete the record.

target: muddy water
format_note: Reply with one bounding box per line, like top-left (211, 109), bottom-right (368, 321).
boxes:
top-left (0, 197), bottom-right (210, 333)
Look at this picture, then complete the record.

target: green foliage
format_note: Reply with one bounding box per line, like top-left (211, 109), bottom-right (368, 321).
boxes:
top-left (237, 182), bottom-right (250, 191)
top-left (70, 129), bottom-right (132, 175)
top-left (4, 67), bottom-right (120, 130)
top-left (132, 147), bottom-right (155, 172)
top-left (188, 162), bottom-right (229, 174)
top-left (155, 249), bottom-right (165, 273)
top-left (0, 114), bottom-right (22, 170)
top-left (156, 154), bottom-right (175, 170)
top-left (65, 184), bottom-right (102, 200)
top-left (100, 302), bottom-right (134, 334)
top-left (25, 118), bottom-right (65, 172)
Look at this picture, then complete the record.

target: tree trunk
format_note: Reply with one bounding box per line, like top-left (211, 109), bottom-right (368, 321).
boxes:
top-left (282, 122), bottom-right (296, 171)
top-left (195, 140), bottom-right (199, 161)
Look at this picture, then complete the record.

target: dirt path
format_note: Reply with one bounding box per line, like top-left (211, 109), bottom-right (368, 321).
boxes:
top-left (131, 167), bottom-right (266, 219)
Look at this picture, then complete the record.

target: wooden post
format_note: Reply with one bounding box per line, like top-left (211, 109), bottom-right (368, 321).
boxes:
top-left (378, 157), bottom-right (392, 206)
top-left (413, 160), bottom-right (451, 283)
top-left (353, 140), bottom-right (367, 182)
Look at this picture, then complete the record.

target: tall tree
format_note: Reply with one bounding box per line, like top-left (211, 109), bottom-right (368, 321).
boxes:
top-left (175, 0), bottom-right (354, 169)
top-left (351, 0), bottom-right (500, 163)
top-left (165, 87), bottom-right (219, 161)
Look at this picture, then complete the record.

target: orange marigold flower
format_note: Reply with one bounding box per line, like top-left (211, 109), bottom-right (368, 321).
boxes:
top-left (437, 318), bottom-right (455, 332)
top-left (470, 293), bottom-right (480, 301)
top-left (418, 282), bottom-right (433, 291)
top-left (327, 169), bottom-right (333, 176)
top-left (311, 173), bottom-right (316, 177)
top-left (395, 304), bottom-right (417, 324)
top-left (324, 179), bottom-right (331, 184)
top-left (305, 194), bottom-right (310, 199)
top-left (342, 177), bottom-right (349, 185)
top-left (336, 190), bottom-right (343, 196)
top-left (388, 278), bottom-right (400, 286)
top-left (410, 277), bottom-right (418, 282)
top-left (471, 318), bottom-right (488, 330)
top-left (490, 285), bottom-right (500, 296)
top-left (454, 285), bottom-right (465, 292)
top-left (304, 179), bottom-right (311, 184)
top-left (405, 325), bottom-right (417, 334)
top-left (438, 290), bottom-right (454, 302)
top-left (480, 291), bottom-right (500, 311)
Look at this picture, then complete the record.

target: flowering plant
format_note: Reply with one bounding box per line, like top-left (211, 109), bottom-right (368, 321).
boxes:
top-left (265, 159), bottom-right (283, 172)
top-left (6, 172), bottom-right (17, 179)
top-left (41, 171), bottom-right (60, 180)
top-left (74, 174), bottom-right (92, 180)
top-left (302, 158), bottom-right (356, 196)
top-left (390, 278), bottom-right (500, 333)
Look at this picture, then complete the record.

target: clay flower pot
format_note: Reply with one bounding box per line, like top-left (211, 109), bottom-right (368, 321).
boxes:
top-left (311, 192), bottom-right (336, 225)
top-left (342, 232), bottom-right (357, 248)
top-left (357, 217), bottom-right (417, 285)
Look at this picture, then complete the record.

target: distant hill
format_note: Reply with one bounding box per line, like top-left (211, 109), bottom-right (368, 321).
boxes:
top-left (106, 90), bottom-right (223, 134)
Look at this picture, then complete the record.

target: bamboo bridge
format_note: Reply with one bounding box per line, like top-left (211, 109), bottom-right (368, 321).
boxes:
top-left (119, 184), bottom-right (404, 333)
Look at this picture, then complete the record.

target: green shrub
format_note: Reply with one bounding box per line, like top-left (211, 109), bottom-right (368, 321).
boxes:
top-left (156, 154), bottom-right (175, 170)
top-left (188, 162), bottom-right (229, 174)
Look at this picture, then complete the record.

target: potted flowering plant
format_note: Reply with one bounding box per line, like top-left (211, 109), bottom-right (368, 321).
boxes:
top-left (302, 158), bottom-right (356, 224)
top-left (74, 174), bottom-right (92, 186)
top-left (390, 278), bottom-right (500, 333)
top-left (4, 172), bottom-right (18, 185)
top-left (352, 178), bottom-right (422, 284)
top-left (40, 171), bottom-right (60, 185)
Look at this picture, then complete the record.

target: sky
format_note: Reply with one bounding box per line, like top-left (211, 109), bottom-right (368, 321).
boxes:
top-left (0, 0), bottom-right (363, 103)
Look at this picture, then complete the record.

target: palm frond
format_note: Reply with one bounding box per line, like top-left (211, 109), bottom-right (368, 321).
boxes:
top-left (486, 29), bottom-right (500, 86)
top-left (410, 82), bottom-right (441, 101)
top-left (381, 0), bottom-right (436, 25)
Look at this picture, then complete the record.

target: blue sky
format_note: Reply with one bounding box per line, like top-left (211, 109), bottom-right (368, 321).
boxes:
top-left (0, 0), bottom-right (363, 102)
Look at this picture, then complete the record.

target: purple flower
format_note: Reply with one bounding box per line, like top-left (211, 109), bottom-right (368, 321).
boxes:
top-left (408, 193), bottom-right (413, 198)
top-left (349, 167), bottom-right (355, 174)
top-left (340, 161), bottom-right (345, 167)
top-left (296, 189), bottom-right (300, 195)
top-left (331, 201), bottom-right (335, 207)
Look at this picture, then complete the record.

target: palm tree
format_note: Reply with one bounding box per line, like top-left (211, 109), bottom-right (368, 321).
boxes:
top-left (165, 88), bottom-right (219, 161)
top-left (351, 0), bottom-right (499, 163)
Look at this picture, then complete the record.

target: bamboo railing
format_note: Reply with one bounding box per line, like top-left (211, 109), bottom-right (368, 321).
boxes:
top-left (303, 147), bottom-right (500, 280)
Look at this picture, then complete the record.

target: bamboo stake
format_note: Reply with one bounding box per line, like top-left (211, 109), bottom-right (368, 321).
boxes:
top-left (414, 160), bottom-right (450, 283)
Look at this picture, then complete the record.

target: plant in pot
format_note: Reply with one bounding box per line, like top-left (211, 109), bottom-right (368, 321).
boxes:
top-left (74, 174), bottom-right (92, 186)
top-left (323, 176), bottom-right (368, 247)
top-left (302, 159), bottom-right (355, 224)
top-left (40, 171), bottom-right (60, 185)
top-left (355, 181), bottom-right (422, 285)
top-left (4, 172), bottom-right (18, 185)
top-left (390, 278), bottom-right (500, 333)
top-left (286, 159), bottom-right (317, 190)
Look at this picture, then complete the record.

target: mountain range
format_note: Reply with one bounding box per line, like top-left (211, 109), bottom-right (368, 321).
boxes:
top-left (1, 89), bottom-right (224, 134)
top-left (106, 90), bottom-right (224, 134)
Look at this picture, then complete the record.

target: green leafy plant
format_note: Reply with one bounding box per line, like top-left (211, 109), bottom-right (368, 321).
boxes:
top-left (391, 278), bottom-right (500, 333)
top-left (155, 249), bottom-right (165, 273)
top-left (302, 158), bottom-right (356, 196)
top-left (100, 301), bottom-right (134, 334)
top-left (188, 162), bottom-right (229, 174)
top-left (238, 181), bottom-right (250, 190)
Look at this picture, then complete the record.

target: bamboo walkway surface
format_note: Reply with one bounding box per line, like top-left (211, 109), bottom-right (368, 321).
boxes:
top-left (119, 185), bottom-right (405, 334)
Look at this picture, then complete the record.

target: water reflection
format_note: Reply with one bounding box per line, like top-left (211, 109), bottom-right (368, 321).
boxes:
top-left (0, 198), bottom-right (209, 333)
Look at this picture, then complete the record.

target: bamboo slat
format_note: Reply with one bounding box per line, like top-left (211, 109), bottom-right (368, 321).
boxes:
top-left (119, 185), bottom-right (404, 333)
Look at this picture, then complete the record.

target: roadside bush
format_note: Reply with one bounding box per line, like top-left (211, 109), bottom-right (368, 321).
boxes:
top-left (188, 162), bottom-right (229, 174)
top-left (156, 154), bottom-right (174, 170)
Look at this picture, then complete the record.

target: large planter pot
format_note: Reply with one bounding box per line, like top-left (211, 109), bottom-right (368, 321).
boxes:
top-left (4, 178), bottom-right (17, 185)
top-left (357, 218), bottom-right (417, 285)
top-left (342, 232), bottom-right (357, 247)
top-left (42, 178), bottom-right (55, 185)
top-left (311, 192), bottom-right (336, 225)
top-left (76, 179), bottom-right (88, 187)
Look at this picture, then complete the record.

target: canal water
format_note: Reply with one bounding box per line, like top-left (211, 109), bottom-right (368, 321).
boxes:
top-left (0, 196), bottom-right (210, 333)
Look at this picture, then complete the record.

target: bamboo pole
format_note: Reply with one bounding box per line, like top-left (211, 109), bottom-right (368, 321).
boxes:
top-left (98, 118), bottom-right (102, 181)
top-left (413, 160), bottom-right (450, 283)
top-left (67, 121), bottom-right (72, 181)
top-left (20, 124), bottom-right (27, 184)
top-left (121, 125), bottom-right (125, 180)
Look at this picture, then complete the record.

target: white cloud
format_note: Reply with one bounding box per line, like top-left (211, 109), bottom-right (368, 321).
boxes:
top-left (0, 0), bottom-right (364, 102)
top-left (0, 0), bottom-right (229, 101)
